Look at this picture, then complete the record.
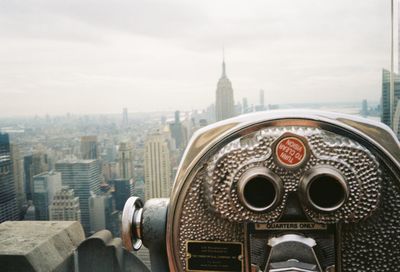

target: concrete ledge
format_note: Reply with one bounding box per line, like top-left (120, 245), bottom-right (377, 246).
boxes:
top-left (77, 229), bottom-right (150, 272)
top-left (0, 221), bottom-right (85, 272)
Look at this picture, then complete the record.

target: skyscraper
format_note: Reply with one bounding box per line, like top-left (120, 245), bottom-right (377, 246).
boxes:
top-left (55, 159), bottom-right (101, 235)
top-left (133, 179), bottom-right (145, 200)
top-left (144, 132), bottom-right (172, 200)
top-left (103, 140), bottom-right (117, 162)
top-left (260, 89), bottom-right (265, 109)
top-left (381, 69), bottom-right (400, 127)
top-left (112, 178), bottom-right (134, 211)
top-left (118, 142), bottom-right (134, 179)
top-left (361, 99), bottom-right (368, 117)
top-left (215, 54), bottom-right (235, 121)
top-left (102, 161), bottom-right (119, 181)
top-left (0, 133), bottom-right (19, 222)
top-left (393, 100), bottom-right (400, 138)
top-left (169, 111), bottom-right (188, 150)
top-left (122, 107), bottom-right (128, 128)
top-left (386, 5), bottom-right (400, 129)
top-left (24, 152), bottom-right (49, 201)
top-left (80, 136), bottom-right (99, 160)
top-left (89, 193), bottom-right (118, 235)
top-left (32, 171), bottom-right (62, 220)
top-left (10, 144), bottom-right (25, 211)
top-left (49, 187), bottom-right (81, 222)
top-left (242, 97), bottom-right (249, 114)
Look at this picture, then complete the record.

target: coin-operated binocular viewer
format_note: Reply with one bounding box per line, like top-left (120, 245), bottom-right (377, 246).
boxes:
top-left (122, 111), bottom-right (400, 272)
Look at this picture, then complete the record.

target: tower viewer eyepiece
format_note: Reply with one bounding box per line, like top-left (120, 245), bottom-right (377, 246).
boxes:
top-left (237, 167), bottom-right (283, 212)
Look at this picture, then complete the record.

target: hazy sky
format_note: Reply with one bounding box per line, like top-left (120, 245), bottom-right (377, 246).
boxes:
top-left (0, 0), bottom-right (391, 116)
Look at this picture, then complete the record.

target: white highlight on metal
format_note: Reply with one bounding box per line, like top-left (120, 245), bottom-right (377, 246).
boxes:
top-left (268, 234), bottom-right (316, 248)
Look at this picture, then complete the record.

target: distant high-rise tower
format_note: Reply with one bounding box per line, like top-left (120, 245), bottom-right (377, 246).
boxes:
top-left (103, 161), bottom-right (119, 181)
top-left (89, 193), bottom-right (119, 236)
top-left (393, 100), bottom-right (400, 138)
top-left (10, 144), bottom-right (25, 211)
top-left (55, 159), bottom-right (101, 235)
top-left (144, 132), bottom-right (172, 200)
top-left (112, 179), bottom-right (134, 211)
top-left (118, 142), bottom-right (134, 179)
top-left (80, 136), bottom-right (99, 160)
top-left (24, 152), bottom-right (49, 201)
top-left (122, 108), bottom-right (128, 127)
top-left (169, 111), bottom-right (188, 150)
top-left (255, 89), bottom-right (266, 112)
top-left (260, 89), bottom-right (265, 109)
top-left (361, 99), bottom-right (368, 117)
top-left (133, 179), bottom-right (145, 200)
top-left (0, 133), bottom-right (19, 222)
top-left (49, 187), bottom-right (81, 222)
top-left (215, 52), bottom-right (235, 121)
top-left (242, 97), bottom-right (249, 113)
top-left (382, 69), bottom-right (400, 127)
top-left (32, 171), bottom-right (62, 220)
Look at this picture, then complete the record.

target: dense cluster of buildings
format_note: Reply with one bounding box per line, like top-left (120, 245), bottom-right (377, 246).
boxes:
top-left (0, 57), bottom-right (264, 269)
top-left (0, 54), bottom-right (392, 269)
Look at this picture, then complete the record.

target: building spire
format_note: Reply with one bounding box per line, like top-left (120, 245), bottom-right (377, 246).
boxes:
top-left (222, 46), bottom-right (226, 77)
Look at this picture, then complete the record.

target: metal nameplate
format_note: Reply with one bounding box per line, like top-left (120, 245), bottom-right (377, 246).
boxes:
top-left (255, 222), bottom-right (328, 230)
top-left (186, 240), bottom-right (243, 272)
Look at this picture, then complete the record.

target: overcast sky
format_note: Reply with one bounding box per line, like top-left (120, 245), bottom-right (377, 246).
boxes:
top-left (0, 0), bottom-right (392, 116)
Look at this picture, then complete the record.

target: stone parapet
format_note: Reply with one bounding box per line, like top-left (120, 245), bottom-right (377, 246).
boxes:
top-left (0, 221), bottom-right (85, 272)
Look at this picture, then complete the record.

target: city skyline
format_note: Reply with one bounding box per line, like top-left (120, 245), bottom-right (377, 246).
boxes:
top-left (0, 1), bottom-right (390, 116)
top-left (0, 2), bottom-right (397, 270)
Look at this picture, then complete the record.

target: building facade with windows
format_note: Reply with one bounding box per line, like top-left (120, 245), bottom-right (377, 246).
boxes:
top-left (381, 69), bottom-right (400, 128)
top-left (144, 132), bottom-right (172, 200)
top-left (80, 136), bottom-right (99, 160)
top-left (0, 133), bottom-right (19, 222)
top-left (215, 58), bottom-right (235, 121)
top-left (49, 187), bottom-right (81, 222)
top-left (32, 171), bottom-right (62, 220)
top-left (118, 142), bottom-right (134, 179)
top-left (55, 159), bottom-right (100, 235)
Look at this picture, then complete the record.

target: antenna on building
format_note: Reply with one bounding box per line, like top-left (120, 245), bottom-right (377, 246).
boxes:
top-left (222, 45), bottom-right (226, 77)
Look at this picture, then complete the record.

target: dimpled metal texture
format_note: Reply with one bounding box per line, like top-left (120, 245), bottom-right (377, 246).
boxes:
top-left (178, 170), bottom-right (244, 271)
top-left (204, 126), bottom-right (381, 224)
top-left (176, 126), bottom-right (384, 270)
top-left (341, 169), bottom-right (400, 271)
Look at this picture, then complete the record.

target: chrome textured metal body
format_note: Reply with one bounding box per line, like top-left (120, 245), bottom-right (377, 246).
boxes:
top-left (267, 234), bottom-right (321, 272)
top-left (122, 197), bottom-right (170, 270)
top-left (237, 167), bottom-right (283, 212)
top-left (166, 110), bottom-right (400, 271)
top-left (121, 196), bottom-right (143, 251)
top-left (299, 166), bottom-right (349, 212)
top-left (142, 198), bottom-right (170, 271)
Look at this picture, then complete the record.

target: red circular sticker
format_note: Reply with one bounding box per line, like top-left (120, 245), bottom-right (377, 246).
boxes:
top-left (275, 136), bottom-right (306, 167)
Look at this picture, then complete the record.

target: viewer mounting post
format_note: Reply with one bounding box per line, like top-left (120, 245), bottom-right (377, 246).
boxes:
top-left (390, 0), bottom-right (395, 129)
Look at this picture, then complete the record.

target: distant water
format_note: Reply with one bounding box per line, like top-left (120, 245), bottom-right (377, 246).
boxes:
top-left (317, 106), bottom-right (361, 115)
top-left (282, 104), bottom-right (381, 122)
top-left (307, 105), bottom-right (381, 123)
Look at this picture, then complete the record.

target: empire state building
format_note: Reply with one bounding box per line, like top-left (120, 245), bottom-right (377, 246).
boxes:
top-left (215, 56), bottom-right (235, 121)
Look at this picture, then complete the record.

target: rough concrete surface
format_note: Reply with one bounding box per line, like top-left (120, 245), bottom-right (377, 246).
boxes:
top-left (0, 221), bottom-right (85, 272)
